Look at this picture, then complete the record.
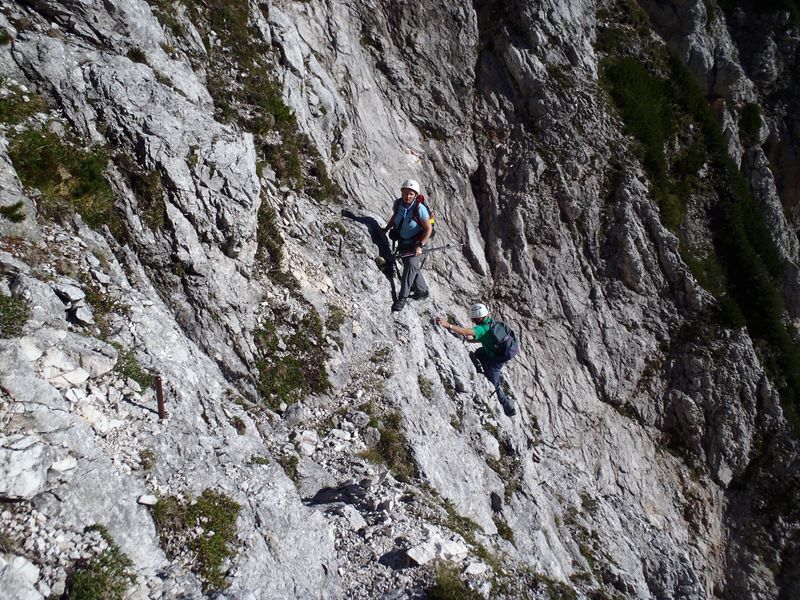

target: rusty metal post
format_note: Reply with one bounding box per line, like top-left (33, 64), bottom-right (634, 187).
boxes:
top-left (155, 375), bottom-right (167, 420)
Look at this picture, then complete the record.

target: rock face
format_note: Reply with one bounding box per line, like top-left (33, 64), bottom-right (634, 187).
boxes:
top-left (2, 0), bottom-right (800, 599)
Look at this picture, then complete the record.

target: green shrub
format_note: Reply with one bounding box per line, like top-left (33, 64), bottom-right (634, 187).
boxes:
top-left (493, 516), bottom-right (515, 544)
top-left (426, 562), bottom-right (482, 600)
top-left (187, 490), bottom-right (241, 591)
top-left (602, 57), bottom-right (673, 182)
top-left (740, 102), bottom-right (762, 140)
top-left (65, 525), bottom-right (136, 600)
top-left (8, 129), bottom-right (121, 233)
top-left (152, 490), bottom-right (241, 592)
top-left (0, 295), bottom-right (29, 338)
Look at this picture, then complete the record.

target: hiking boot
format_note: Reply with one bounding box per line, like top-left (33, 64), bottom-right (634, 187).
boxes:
top-left (501, 398), bottom-right (517, 417)
top-left (391, 298), bottom-right (407, 312)
top-left (410, 290), bottom-right (429, 300)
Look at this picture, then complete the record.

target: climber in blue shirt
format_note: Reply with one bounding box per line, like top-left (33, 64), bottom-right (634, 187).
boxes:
top-left (382, 179), bottom-right (433, 312)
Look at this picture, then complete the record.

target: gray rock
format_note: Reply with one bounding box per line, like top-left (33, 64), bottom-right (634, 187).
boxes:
top-left (0, 555), bottom-right (43, 600)
top-left (0, 434), bottom-right (52, 500)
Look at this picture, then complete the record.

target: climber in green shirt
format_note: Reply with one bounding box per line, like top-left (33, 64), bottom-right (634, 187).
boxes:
top-left (436, 303), bottom-right (517, 417)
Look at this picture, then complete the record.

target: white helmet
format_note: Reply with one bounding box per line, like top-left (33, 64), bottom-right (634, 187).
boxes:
top-left (400, 179), bottom-right (420, 194)
top-left (469, 303), bottom-right (489, 319)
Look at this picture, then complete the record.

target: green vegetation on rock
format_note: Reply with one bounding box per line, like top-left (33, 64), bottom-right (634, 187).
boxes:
top-left (360, 411), bottom-right (417, 482)
top-left (65, 525), bottom-right (136, 600)
top-left (254, 307), bottom-right (330, 410)
top-left (598, 3), bottom-right (800, 429)
top-left (149, 0), bottom-right (341, 203)
top-left (0, 295), bottom-right (29, 338)
top-left (426, 562), bottom-right (482, 600)
top-left (152, 489), bottom-right (241, 592)
top-left (8, 128), bottom-right (122, 235)
top-left (0, 79), bottom-right (46, 124)
top-left (114, 347), bottom-right (155, 390)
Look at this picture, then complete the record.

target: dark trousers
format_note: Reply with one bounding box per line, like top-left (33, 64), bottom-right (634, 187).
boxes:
top-left (471, 348), bottom-right (512, 409)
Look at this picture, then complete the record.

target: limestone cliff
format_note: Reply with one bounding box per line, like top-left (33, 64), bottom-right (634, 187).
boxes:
top-left (1, 0), bottom-right (799, 598)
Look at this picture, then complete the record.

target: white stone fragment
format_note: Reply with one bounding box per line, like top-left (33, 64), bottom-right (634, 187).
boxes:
top-left (50, 455), bottom-right (77, 472)
top-left (464, 562), bottom-right (488, 576)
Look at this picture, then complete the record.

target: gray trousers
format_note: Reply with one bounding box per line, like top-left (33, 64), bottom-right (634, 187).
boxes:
top-left (397, 243), bottom-right (428, 299)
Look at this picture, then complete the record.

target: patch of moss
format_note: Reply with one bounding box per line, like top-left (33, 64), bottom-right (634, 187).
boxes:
top-left (152, 490), bottom-right (241, 592)
top-left (147, 0), bottom-right (187, 37)
top-left (126, 48), bottom-right (148, 64)
top-left (370, 346), bottom-right (392, 364)
top-left (531, 572), bottom-right (579, 600)
top-left (0, 29), bottom-right (11, 45)
top-left (8, 128), bottom-right (123, 235)
top-left (493, 515), bottom-right (515, 544)
top-left (277, 454), bottom-right (299, 482)
top-left (326, 306), bottom-right (346, 331)
top-left (0, 295), bottom-right (29, 338)
top-left (249, 455), bottom-right (270, 465)
top-left (65, 525), bottom-right (136, 600)
top-left (79, 274), bottom-right (126, 337)
top-left (441, 499), bottom-right (481, 543)
top-left (255, 197), bottom-right (297, 288)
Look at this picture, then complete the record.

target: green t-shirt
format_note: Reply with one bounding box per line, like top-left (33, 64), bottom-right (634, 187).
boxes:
top-left (472, 321), bottom-right (495, 358)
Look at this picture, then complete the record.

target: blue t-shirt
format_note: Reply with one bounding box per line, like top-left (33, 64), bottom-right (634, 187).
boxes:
top-left (393, 200), bottom-right (430, 240)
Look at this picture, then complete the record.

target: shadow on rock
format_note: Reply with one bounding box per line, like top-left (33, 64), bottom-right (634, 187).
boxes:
top-left (341, 209), bottom-right (399, 301)
top-left (378, 547), bottom-right (412, 571)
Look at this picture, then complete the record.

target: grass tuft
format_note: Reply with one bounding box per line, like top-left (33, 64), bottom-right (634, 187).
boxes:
top-left (426, 562), bottom-right (482, 600)
top-left (65, 525), bottom-right (136, 600)
top-left (152, 489), bottom-right (241, 592)
top-left (0, 295), bottom-right (29, 338)
top-left (360, 411), bottom-right (417, 482)
top-left (8, 128), bottom-right (123, 235)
